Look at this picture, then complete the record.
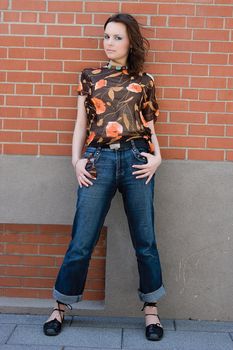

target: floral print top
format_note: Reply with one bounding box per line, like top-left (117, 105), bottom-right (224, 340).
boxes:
top-left (77, 65), bottom-right (159, 147)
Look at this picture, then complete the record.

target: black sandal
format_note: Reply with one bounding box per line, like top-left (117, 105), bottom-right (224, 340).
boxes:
top-left (43, 301), bottom-right (72, 336)
top-left (142, 302), bottom-right (164, 341)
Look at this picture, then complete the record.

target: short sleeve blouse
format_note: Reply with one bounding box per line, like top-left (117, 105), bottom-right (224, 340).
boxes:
top-left (77, 66), bottom-right (159, 146)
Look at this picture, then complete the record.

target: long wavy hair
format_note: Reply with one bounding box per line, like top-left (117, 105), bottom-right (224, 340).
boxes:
top-left (104, 13), bottom-right (149, 76)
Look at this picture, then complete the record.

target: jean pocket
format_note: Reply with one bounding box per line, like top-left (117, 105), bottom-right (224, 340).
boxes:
top-left (131, 147), bottom-right (148, 163)
top-left (83, 148), bottom-right (101, 177)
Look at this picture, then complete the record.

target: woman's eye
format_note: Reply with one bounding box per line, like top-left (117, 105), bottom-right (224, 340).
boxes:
top-left (104, 34), bottom-right (109, 39)
top-left (115, 36), bottom-right (122, 40)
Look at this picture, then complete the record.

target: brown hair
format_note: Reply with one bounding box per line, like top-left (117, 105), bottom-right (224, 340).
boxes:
top-left (104, 13), bottom-right (149, 76)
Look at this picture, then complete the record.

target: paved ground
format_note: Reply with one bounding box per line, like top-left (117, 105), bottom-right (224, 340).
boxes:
top-left (0, 313), bottom-right (232, 350)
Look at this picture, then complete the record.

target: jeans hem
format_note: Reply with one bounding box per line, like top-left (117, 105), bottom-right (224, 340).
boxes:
top-left (138, 284), bottom-right (166, 303)
top-left (53, 288), bottom-right (82, 304)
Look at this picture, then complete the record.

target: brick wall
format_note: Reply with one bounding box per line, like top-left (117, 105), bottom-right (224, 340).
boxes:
top-left (0, 0), bottom-right (232, 301)
top-left (0, 224), bottom-right (106, 300)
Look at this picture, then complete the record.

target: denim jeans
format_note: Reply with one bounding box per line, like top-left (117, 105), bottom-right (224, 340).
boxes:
top-left (53, 141), bottom-right (166, 304)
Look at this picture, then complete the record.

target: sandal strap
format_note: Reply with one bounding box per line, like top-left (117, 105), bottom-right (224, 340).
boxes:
top-left (141, 302), bottom-right (157, 311)
top-left (145, 313), bottom-right (158, 316)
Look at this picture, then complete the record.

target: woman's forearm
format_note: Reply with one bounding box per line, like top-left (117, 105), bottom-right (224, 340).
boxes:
top-left (147, 120), bottom-right (161, 158)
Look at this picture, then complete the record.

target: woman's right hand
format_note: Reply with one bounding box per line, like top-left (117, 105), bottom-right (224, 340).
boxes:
top-left (74, 158), bottom-right (95, 187)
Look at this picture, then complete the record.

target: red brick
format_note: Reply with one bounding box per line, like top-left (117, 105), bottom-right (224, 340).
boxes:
top-left (226, 103), bottom-right (233, 113)
top-left (155, 123), bottom-right (187, 135)
top-left (159, 4), bottom-right (194, 15)
top-left (35, 84), bottom-right (51, 95)
top-left (0, 131), bottom-right (21, 142)
top-left (211, 42), bottom-right (233, 53)
top-left (57, 14), bottom-right (75, 24)
top-left (21, 12), bottom-right (37, 23)
top-left (38, 245), bottom-right (67, 256)
top-left (22, 132), bottom-right (57, 143)
top-left (193, 29), bottom-right (229, 41)
top-left (28, 60), bottom-right (62, 71)
top-left (22, 108), bottom-right (56, 119)
top-left (15, 84), bottom-right (33, 94)
top-left (206, 18), bottom-right (224, 28)
top-left (1, 59), bottom-right (26, 70)
top-left (226, 126), bottom-right (233, 137)
top-left (0, 277), bottom-right (21, 287)
top-left (48, 1), bottom-right (82, 12)
top-left (156, 28), bottom-right (192, 39)
top-left (188, 149), bottom-right (224, 161)
top-left (150, 16), bottom-right (167, 27)
top-left (169, 16), bottom-right (186, 27)
top-left (0, 107), bottom-right (20, 118)
top-left (197, 5), bottom-right (232, 17)
top-left (0, 23), bottom-right (8, 34)
top-left (210, 66), bottom-right (233, 77)
top-left (63, 37), bottom-right (98, 49)
top-left (0, 83), bottom-right (14, 94)
top-left (44, 73), bottom-right (76, 85)
top-left (0, 1), bottom-right (11, 10)
top-left (218, 90), bottom-right (233, 101)
top-left (40, 120), bottom-right (74, 132)
top-left (75, 14), bottom-right (92, 24)
top-left (160, 148), bottom-right (186, 160)
top-left (0, 35), bottom-right (24, 46)
top-left (3, 143), bottom-right (38, 155)
top-left (53, 85), bottom-right (69, 95)
top-left (172, 64), bottom-right (208, 76)
top-left (191, 77), bottom-right (226, 89)
top-left (39, 13), bottom-right (56, 23)
top-left (190, 101), bottom-right (225, 112)
top-left (4, 224), bottom-right (37, 233)
top-left (207, 138), bottom-right (233, 149)
top-left (3, 12), bottom-right (20, 21)
top-left (11, 24), bottom-right (45, 35)
top-left (208, 114), bottom-right (233, 124)
top-left (7, 72), bottom-right (42, 83)
top-left (58, 133), bottom-right (72, 144)
top-left (173, 40), bottom-right (209, 52)
top-left (226, 151), bottom-right (233, 161)
top-left (192, 53), bottom-right (227, 65)
top-left (25, 36), bottom-right (60, 47)
top-left (157, 76), bottom-right (189, 87)
top-left (150, 39), bottom-right (172, 51)
top-left (4, 119), bottom-right (38, 130)
top-left (170, 112), bottom-right (206, 124)
top-left (187, 17), bottom-right (205, 28)
top-left (6, 95), bottom-right (40, 106)
top-left (199, 90), bottom-right (216, 100)
top-left (9, 48), bottom-right (44, 58)
top-left (182, 89), bottom-right (198, 100)
top-left (47, 25), bottom-right (81, 36)
top-left (189, 125), bottom-right (224, 136)
top-left (84, 1), bottom-right (120, 12)
top-left (161, 99), bottom-right (189, 111)
top-left (39, 144), bottom-right (71, 156)
top-left (163, 88), bottom-right (180, 98)
top-left (0, 255), bottom-right (22, 265)
top-left (42, 96), bottom-right (75, 107)
top-left (170, 136), bottom-right (205, 148)
top-left (0, 48), bottom-right (7, 57)
top-left (6, 244), bottom-right (38, 254)
top-left (45, 49), bottom-right (80, 60)
top-left (12, 0), bottom-right (46, 11)
top-left (58, 109), bottom-right (76, 120)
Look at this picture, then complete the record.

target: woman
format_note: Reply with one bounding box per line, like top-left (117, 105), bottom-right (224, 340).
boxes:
top-left (43, 13), bottom-right (166, 341)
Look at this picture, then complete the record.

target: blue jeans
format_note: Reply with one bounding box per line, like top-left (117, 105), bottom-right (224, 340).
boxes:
top-left (53, 142), bottom-right (165, 304)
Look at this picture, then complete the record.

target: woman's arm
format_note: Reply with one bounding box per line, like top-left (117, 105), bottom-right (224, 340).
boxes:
top-left (72, 95), bottom-right (88, 167)
top-left (72, 95), bottom-right (95, 187)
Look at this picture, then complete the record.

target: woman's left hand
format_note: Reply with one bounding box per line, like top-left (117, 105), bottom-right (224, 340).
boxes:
top-left (132, 152), bottom-right (162, 184)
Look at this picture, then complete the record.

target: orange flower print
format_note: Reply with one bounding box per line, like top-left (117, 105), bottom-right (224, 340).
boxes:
top-left (86, 131), bottom-right (96, 145)
top-left (91, 97), bottom-right (106, 114)
top-left (127, 83), bottom-right (142, 93)
top-left (95, 79), bottom-right (107, 90)
top-left (106, 122), bottom-right (123, 138)
top-left (122, 69), bottom-right (129, 75)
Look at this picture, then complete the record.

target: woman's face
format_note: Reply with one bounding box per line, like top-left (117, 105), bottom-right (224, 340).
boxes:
top-left (103, 21), bottom-right (130, 66)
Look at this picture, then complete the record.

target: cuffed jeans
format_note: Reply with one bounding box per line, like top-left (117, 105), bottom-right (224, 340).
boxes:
top-left (53, 142), bottom-right (166, 304)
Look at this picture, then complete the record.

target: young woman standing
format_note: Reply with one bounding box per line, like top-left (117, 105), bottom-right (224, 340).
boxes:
top-left (43, 13), bottom-right (166, 341)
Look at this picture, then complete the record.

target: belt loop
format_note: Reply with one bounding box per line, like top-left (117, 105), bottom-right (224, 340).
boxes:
top-left (96, 146), bottom-right (101, 154)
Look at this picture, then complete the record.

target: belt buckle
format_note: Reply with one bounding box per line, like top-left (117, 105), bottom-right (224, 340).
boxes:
top-left (109, 143), bottom-right (121, 150)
